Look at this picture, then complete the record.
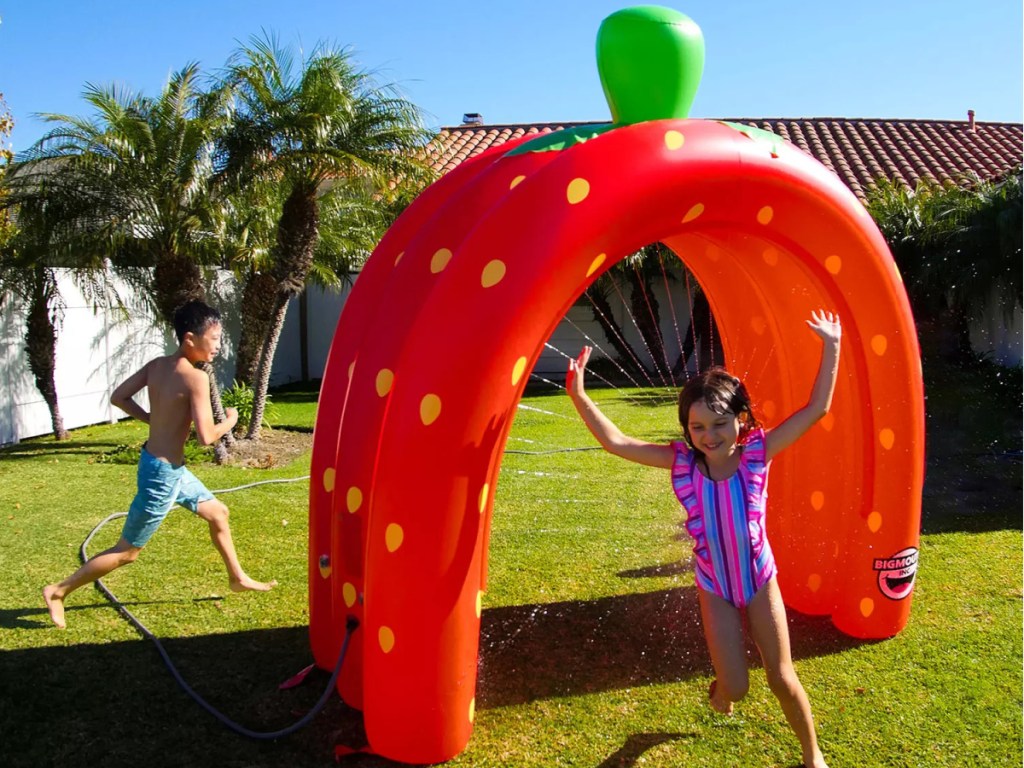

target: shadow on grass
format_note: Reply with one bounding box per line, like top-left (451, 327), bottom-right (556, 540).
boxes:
top-left (477, 586), bottom-right (866, 709)
top-left (270, 381), bottom-right (321, 404)
top-left (1, 586), bottom-right (868, 768)
top-left (0, 624), bottom-right (365, 768)
top-left (595, 731), bottom-right (696, 768)
top-left (0, 597), bottom-right (222, 630)
top-left (0, 440), bottom-right (125, 460)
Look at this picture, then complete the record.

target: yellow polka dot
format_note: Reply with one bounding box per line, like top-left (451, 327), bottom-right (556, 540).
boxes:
top-left (430, 248), bottom-right (453, 273)
top-left (682, 203), bottom-right (704, 223)
top-left (510, 175), bottom-right (526, 189)
top-left (511, 357), bottom-right (528, 387)
top-left (867, 511), bottom-right (883, 533)
top-left (322, 467), bottom-right (336, 493)
top-left (860, 598), bottom-right (874, 618)
top-left (664, 130), bottom-right (685, 150)
top-left (811, 491), bottom-right (825, 511)
top-left (756, 206), bottom-right (774, 225)
top-left (880, 428), bottom-right (895, 450)
top-left (808, 574), bottom-right (822, 593)
top-left (586, 253), bottom-right (607, 278)
top-left (567, 178), bottom-right (590, 204)
top-left (379, 626), bottom-right (395, 654)
top-left (385, 523), bottom-right (404, 552)
top-left (375, 369), bottom-right (394, 397)
top-left (394, 251), bottom-right (404, 266)
top-left (476, 591), bottom-right (483, 618)
top-left (469, 697), bottom-right (476, 723)
top-left (319, 560), bottom-right (332, 579)
top-left (479, 483), bottom-right (490, 514)
top-left (762, 247), bottom-right (778, 266)
top-left (420, 394), bottom-right (442, 425)
top-left (342, 582), bottom-right (357, 607)
top-left (871, 335), bottom-right (888, 356)
top-left (762, 400), bottom-right (777, 420)
top-left (820, 412), bottom-right (835, 432)
top-left (481, 260), bottom-right (506, 288)
top-left (825, 255), bottom-right (842, 275)
top-left (346, 486), bottom-right (363, 514)
top-left (750, 316), bottom-right (767, 336)
top-left (347, 361), bottom-right (355, 380)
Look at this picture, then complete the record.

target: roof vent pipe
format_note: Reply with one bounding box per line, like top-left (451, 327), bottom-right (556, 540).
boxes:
top-left (967, 109), bottom-right (976, 132)
top-left (462, 113), bottom-right (483, 125)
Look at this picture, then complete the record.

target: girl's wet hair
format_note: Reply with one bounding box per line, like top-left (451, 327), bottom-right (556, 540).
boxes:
top-left (677, 367), bottom-right (760, 449)
top-left (173, 300), bottom-right (222, 343)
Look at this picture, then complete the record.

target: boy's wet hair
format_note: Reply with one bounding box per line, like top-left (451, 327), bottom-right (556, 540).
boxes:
top-left (677, 366), bottom-right (761, 449)
top-left (173, 300), bottom-right (222, 344)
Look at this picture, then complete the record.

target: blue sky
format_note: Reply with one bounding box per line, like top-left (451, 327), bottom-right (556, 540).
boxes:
top-left (1, 0), bottom-right (1021, 153)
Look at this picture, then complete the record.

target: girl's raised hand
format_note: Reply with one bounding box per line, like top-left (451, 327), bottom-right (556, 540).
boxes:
top-left (807, 310), bottom-right (841, 346)
top-left (566, 346), bottom-right (593, 399)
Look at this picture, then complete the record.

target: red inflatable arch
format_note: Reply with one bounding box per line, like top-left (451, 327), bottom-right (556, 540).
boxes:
top-left (308, 8), bottom-right (924, 763)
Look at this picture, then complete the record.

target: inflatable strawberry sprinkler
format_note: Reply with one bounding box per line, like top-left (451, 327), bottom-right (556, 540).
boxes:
top-left (309, 5), bottom-right (924, 763)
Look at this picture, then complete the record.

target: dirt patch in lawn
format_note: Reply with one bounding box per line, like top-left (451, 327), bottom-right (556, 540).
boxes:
top-left (221, 428), bottom-right (313, 468)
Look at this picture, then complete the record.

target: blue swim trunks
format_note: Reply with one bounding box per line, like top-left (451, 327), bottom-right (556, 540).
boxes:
top-left (120, 445), bottom-right (215, 547)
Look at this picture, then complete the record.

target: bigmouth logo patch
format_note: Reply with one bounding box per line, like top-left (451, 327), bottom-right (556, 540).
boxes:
top-left (873, 547), bottom-right (918, 600)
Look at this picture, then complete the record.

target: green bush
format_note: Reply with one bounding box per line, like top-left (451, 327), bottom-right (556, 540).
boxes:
top-left (221, 380), bottom-right (277, 433)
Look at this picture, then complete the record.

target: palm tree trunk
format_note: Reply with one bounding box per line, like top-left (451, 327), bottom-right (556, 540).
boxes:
top-left (234, 269), bottom-right (278, 387)
top-left (246, 294), bottom-right (290, 440)
top-left (627, 267), bottom-right (669, 383)
top-left (24, 266), bottom-right (69, 440)
top-left (152, 253), bottom-right (206, 327)
top-left (199, 361), bottom-right (234, 463)
top-left (584, 286), bottom-right (647, 381)
top-left (244, 188), bottom-right (319, 440)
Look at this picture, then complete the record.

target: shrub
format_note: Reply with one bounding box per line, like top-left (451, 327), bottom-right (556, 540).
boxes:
top-left (221, 381), bottom-right (277, 434)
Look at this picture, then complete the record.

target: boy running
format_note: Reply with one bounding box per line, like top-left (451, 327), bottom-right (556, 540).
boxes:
top-left (44, 301), bottom-right (275, 628)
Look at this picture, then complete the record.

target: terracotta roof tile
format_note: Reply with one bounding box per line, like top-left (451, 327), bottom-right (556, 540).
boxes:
top-left (425, 117), bottom-right (1023, 201)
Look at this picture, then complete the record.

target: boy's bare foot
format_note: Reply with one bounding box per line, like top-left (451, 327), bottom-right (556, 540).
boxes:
top-left (708, 680), bottom-right (734, 715)
top-left (229, 575), bottom-right (277, 593)
top-left (43, 585), bottom-right (66, 628)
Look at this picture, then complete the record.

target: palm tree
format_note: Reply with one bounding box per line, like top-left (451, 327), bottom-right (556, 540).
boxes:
top-left (13, 66), bottom-right (237, 458)
top-left (22, 64), bottom-right (229, 324)
top-left (216, 34), bottom-right (434, 439)
top-left (223, 178), bottom-right (391, 397)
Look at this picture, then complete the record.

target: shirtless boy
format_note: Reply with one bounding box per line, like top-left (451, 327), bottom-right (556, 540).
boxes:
top-left (43, 300), bottom-right (275, 629)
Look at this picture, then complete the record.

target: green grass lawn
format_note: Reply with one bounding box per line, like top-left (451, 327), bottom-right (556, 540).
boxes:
top-left (0, 359), bottom-right (1020, 768)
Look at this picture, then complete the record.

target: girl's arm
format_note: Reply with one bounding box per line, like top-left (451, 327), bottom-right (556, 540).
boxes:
top-left (567, 347), bottom-right (675, 469)
top-left (764, 310), bottom-right (842, 462)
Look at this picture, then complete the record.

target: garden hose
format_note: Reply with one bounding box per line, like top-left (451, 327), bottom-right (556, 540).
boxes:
top-left (80, 475), bottom-right (358, 741)
top-left (79, 446), bottom-right (599, 738)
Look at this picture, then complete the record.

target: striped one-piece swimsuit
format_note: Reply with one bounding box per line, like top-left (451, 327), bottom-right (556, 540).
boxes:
top-left (671, 428), bottom-right (777, 608)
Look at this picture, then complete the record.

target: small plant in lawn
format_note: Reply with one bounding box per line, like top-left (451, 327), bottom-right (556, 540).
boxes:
top-left (221, 380), bottom-right (278, 435)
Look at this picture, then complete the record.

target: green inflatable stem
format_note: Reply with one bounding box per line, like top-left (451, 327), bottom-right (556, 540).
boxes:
top-left (719, 121), bottom-right (787, 157)
top-left (505, 124), bottom-right (616, 157)
top-left (596, 6), bottom-right (705, 125)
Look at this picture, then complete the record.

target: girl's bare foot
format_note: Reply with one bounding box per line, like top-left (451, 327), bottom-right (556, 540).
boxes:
top-left (708, 680), bottom-right (734, 715)
top-left (43, 585), bottom-right (66, 628)
top-left (229, 575), bottom-right (277, 592)
top-left (804, 754), bottom-right (828, 768)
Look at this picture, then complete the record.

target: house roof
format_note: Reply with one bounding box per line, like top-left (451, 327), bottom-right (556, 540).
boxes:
top-left (425, 117), bottom-right (1023, 202)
